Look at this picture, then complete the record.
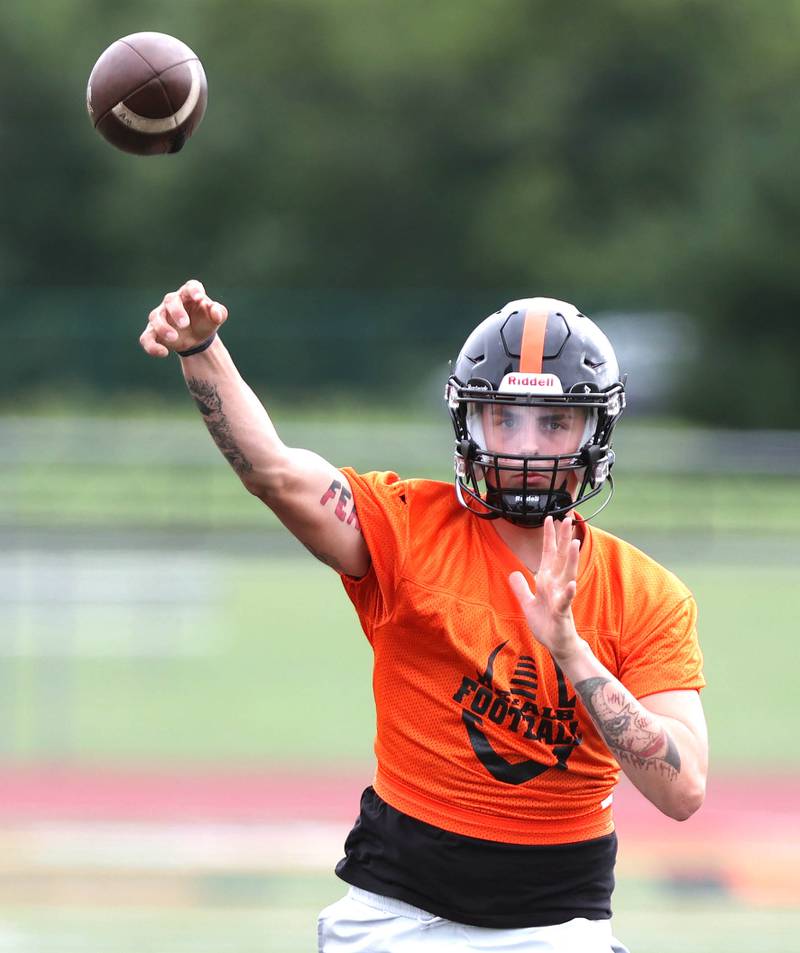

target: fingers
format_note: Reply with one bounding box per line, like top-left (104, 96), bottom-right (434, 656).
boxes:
top-left (554, 516), bottom-right (574, 577)
top-left (139, 279), bottom-right (228, 359)
top-left (541, 515), bottom-right (557, 566)
top-left (160, 279), bottom-right (226, 336)
top-left (550, 539), bottom-right (579, 613)
top-left (564, 537), bottom-right (580, 585)
top-left (140, 288), bottom-right (191, 356)
top-left (139, 324), bottom-right (169, 358)
top-left (163, 291), bottom-right (190, 331)
top-left (147, 303), bottom-right (180, 345)
top-left (536, 516), bottom-right (579, 609)
top-left (540, 516), bottom-right (573, 575)
top-left (179, 280), bottom-right (205, 314)
top-left (179, 280), bottom-right (228, 327)
top-left (211, 302), bottom-right (228, 324)
top-left (182, 278), bottom-right (206, 300)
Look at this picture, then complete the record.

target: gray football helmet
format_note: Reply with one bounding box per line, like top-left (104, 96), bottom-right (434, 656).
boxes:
top-left (445, 297), bottom-right (625, 527)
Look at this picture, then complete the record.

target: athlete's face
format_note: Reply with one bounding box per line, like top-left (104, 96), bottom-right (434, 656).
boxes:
top-left (481, 405), bottom-right (587, 456)
top-left (477, 404), bottom-right (588, 490)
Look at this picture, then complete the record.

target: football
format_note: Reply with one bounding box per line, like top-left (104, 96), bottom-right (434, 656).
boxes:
top-left (86, 32), bottom-right (207, 155)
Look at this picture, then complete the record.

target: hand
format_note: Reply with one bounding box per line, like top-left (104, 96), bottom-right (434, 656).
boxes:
top-left (509, 516), bottom-right (583, 666)
top-left (139, 279), bottom-right (228, 358)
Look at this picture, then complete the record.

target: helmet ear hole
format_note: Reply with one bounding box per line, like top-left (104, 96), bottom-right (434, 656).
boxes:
top-left (581, 444), bottom-right (609, 488)
top-left (582, 445), bottom-right (605, 466)
top-left (455, 437), bottom-right (486, 482)
top-left (458, 438), bottom-right (476, 459)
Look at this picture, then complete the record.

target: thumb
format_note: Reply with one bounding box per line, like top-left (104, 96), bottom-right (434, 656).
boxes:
top-left (508, 571), bottom-right (535, 615)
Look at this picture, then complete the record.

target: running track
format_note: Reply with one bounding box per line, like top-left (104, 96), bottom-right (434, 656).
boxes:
top-left (0, 768), bottom-right (797, 906)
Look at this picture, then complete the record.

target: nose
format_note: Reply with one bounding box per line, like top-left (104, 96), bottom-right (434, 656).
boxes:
top-left (508, 424), bottom-right (542, 456)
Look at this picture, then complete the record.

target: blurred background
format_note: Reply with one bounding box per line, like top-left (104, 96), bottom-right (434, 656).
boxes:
top-left (2, 1), bottom-right (799, 950)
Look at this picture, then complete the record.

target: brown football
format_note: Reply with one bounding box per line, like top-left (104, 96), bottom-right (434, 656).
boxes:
top-left (86, 32), bottom-right (207, 155)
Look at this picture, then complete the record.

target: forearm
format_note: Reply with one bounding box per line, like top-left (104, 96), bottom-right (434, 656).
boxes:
top-left (140, 283), bottom-right (369, 576)
top-left (179, 335), bottom-right (288, 494)
top-left (559, 641), bottom-right (706, 820)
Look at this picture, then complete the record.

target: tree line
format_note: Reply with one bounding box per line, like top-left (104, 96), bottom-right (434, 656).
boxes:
top-left (2, 0), bottom-right (799, 425)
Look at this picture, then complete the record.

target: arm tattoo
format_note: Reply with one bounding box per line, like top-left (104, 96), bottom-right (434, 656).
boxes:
top-left (319, 479), bottom-right (362, 532)
top-left (186, 377), bottom-right (253, 477)
top-left (575, 676), bottom-right (681, 779)
top-left (302, 481), bottom-right (363, 571)
top-left (302, 542), bottom-right (346, 574)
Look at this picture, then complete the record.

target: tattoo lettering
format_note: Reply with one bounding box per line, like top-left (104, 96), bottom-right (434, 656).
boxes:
top-left (574, 676), bottom-right (681, 779)
top-left (320, 480), bottom-right (361, 532)
top-left (186, 378), bottom-right (253, 477)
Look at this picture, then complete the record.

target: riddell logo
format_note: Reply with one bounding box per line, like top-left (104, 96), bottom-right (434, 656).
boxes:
top-left (499, 373), bottom-right (562, 394)
top-left (507, 375), bottom-right (554, 386)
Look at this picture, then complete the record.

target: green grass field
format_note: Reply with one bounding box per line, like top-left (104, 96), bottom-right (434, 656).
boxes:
top-left (4, 413), bottom-right (800, 536)
top-left (6, 553), bottom-right (796, 769)
top-left (1, 875), bottom-right (798, 953)
top-left (2, 413), bottom-right (798, 951)
top-left (4, 412), bottom-right (799, 768)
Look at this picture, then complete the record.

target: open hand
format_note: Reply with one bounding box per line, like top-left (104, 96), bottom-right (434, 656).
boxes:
top-left (139, 279), bottom-right (228, 358)
top-left (509, 516), bottom-right (583, 665)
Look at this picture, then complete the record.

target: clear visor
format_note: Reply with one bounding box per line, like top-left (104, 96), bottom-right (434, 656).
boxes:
top-left (467, 403), bottom-right (595, 461)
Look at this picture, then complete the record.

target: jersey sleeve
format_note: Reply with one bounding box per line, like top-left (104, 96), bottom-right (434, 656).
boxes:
top-left (338, 467), bottom-right (411, 634)
top-left (618, 592), bottom-right (705, 699)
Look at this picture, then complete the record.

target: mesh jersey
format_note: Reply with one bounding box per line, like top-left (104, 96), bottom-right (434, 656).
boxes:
top-left (340, 468), bottom-right (705, 846)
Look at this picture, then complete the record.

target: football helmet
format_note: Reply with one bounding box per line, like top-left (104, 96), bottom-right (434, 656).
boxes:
top-left (445, 297), bottom-right (625, 527)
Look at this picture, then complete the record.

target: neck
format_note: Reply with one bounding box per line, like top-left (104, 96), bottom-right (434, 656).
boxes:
top-left (489, 514), bottom-right (582, 574)
top-left (489, 519), bottom-right (546, 573)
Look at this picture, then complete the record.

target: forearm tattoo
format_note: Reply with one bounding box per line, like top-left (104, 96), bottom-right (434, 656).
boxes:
top-left (575, 676), bottom-right (681, 779)
top-left (186, 378), bottom-right (253, 477)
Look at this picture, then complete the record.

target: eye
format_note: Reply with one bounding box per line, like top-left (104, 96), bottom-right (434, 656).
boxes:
top-left (540, 416), bottom-right (567, 432)
top-left (493, 412), bottom-right (518, 430)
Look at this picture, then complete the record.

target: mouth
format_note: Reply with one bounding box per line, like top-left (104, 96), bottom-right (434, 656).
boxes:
top-left (504, 474), bottom-right (553, 489)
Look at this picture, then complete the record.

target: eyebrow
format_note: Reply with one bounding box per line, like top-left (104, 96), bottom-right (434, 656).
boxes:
top-left (490, 408), bottom-right (575, 422)
top-left (490, 408), bottom-right (571, 418)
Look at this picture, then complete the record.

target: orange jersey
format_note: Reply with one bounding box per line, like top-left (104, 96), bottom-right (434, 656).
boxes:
top-left (340, 468), bottom-right (705, 847)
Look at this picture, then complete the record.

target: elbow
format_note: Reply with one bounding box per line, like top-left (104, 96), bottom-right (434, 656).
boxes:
top-left (243, 473), bottom-right (270, 499)
top-left (241, 452), bottom-right (294, 502)
top-left (663, 779), bottom-right (706, 822)
top-left (240, 468), bottom-right (270, 499)
top-left (667, 800), bottom-right (702, 823)
top-left (244, 473), bottom-right (286, 505)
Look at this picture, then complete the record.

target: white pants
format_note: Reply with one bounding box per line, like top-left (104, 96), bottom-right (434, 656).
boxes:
top-left (318, 887), bottom-right (630, 952)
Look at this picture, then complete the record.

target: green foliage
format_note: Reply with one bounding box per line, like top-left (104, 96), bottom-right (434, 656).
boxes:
top-left (3, 1), bottom-right (800, 421)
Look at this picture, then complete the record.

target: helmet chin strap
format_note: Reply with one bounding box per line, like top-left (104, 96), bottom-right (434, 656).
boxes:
top-left (485, 480), bottom-right (573, 528)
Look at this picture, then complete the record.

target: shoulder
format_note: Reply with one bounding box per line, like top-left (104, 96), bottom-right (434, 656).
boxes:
top-left (338, 470), bottom-right (467, 620)
top-left (587, 524), bottom-right (692, 600)
top-left (340, 467), bottom-right (463, 558)
top-left (582, 524), bottom-right (696, 645)
top-left (342, 469), bottom-right (477, 583)
top-left (342, 468), bottom-right (457, 520)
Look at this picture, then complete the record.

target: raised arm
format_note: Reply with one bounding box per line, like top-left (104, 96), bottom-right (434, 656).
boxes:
top-left (139, 279), bottom-right (371, 578)
top-left (509, 517), bottom-right (708, 821)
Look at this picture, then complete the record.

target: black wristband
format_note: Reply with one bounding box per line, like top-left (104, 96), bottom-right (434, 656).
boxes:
top-left (177, 333), bottom-right (217, 357)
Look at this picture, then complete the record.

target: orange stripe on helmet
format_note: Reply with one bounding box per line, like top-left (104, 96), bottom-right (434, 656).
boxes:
top-left (519, 310), bottom-right (548, 373)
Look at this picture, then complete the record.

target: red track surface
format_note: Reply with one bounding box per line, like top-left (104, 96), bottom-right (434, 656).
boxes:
top-left (0, 766), bottom-right (796, 834)
top-left (0, 768), bottom-right (797, 905)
